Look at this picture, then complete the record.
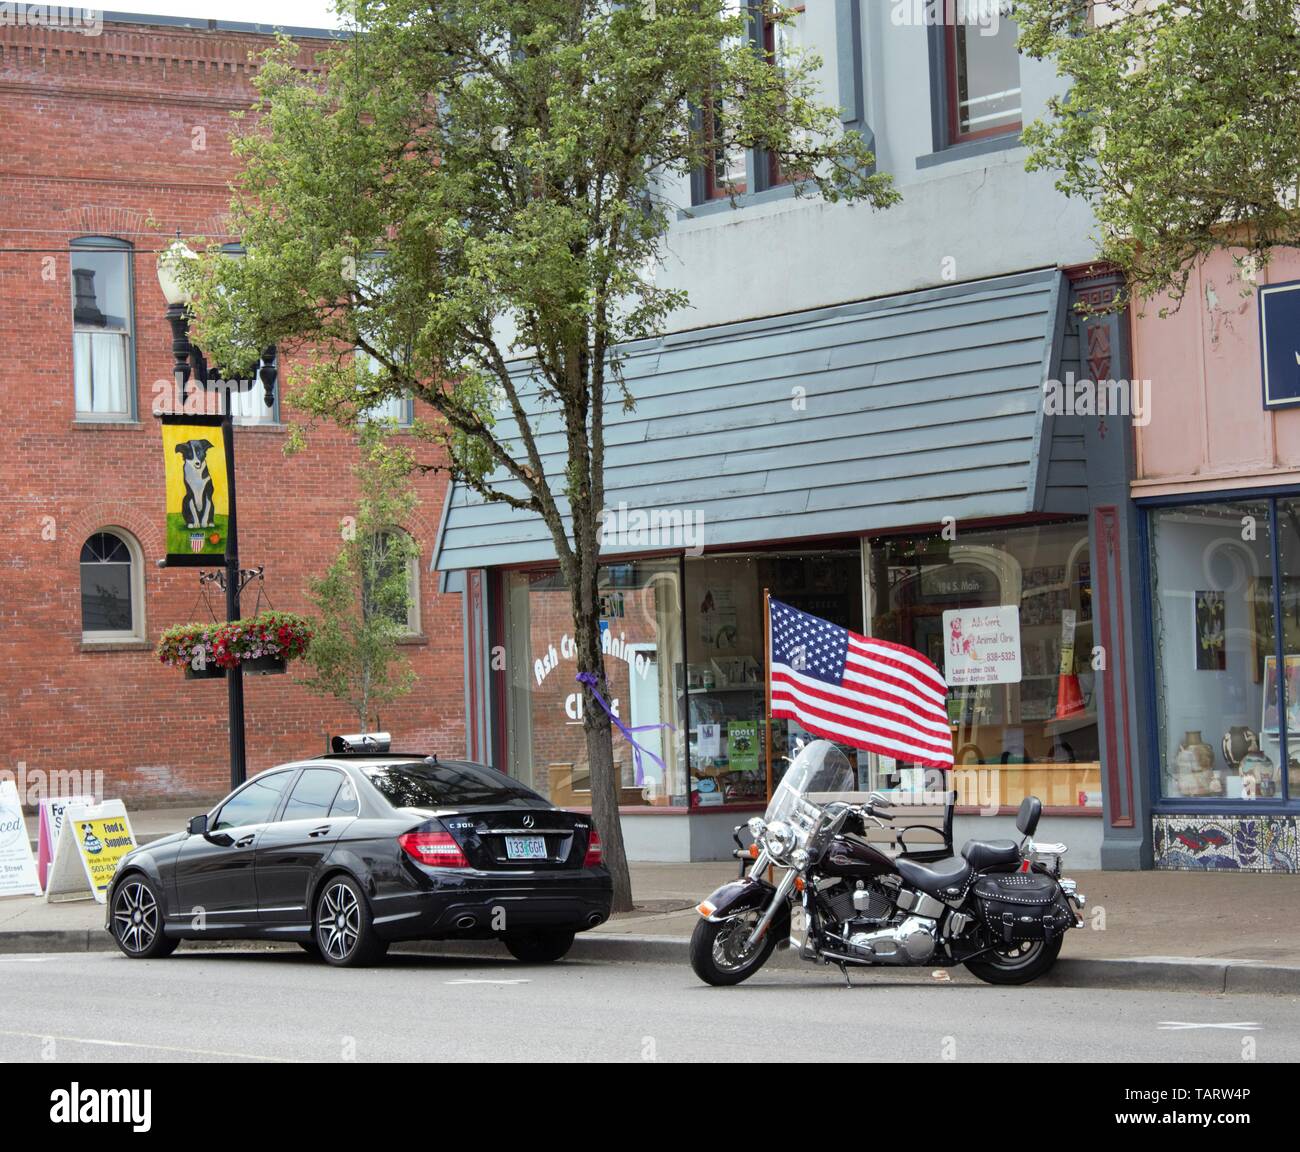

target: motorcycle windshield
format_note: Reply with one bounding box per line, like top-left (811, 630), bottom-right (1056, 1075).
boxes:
top-left (765, 740), bottom-right (855, 826)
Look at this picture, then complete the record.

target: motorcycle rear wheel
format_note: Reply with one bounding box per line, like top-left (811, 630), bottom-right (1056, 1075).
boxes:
top-left (964, 934), bottom-right (1063, 986)
top-left (690, 912), bottom-right (778, 986)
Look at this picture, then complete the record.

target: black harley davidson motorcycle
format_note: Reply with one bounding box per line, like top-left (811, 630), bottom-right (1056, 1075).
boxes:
top-left (690, 740), bottom-right (1085, 987)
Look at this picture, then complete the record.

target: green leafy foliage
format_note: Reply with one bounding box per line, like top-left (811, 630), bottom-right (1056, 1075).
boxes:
top-left (184, 1), bottom-right (900, 906)
top-left (300, 426), bottom-right (420, 732)
top-left (1017, 0), bottom-right (1300, 311)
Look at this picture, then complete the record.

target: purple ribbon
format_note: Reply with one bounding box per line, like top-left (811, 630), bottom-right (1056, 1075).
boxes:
top-left (576, 671), bottom-right (675, 786)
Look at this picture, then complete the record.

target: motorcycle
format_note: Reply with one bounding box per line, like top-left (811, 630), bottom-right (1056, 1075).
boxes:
top-left (690, 739), bottom-right (1085, 987)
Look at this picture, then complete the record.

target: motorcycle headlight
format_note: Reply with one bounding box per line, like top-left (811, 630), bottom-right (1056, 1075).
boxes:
top-left (790, 848), bottom-right (810, 871)
top-left (763, 820), bottom-right (796, 860)
top-left (747, 816), bottom-right (766, 841)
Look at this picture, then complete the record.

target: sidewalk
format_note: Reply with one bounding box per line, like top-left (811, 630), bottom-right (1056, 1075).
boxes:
top-left (11, 806), bottom-right (1300, 993)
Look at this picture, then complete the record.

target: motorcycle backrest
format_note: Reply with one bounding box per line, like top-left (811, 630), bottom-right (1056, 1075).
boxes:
top-left (1016, 796), bottom-right (1042, 837)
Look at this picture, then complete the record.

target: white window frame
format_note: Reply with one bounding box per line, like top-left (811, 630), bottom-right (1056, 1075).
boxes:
top-left (71, 237), bottom-right (135, 422)
top-left (80, 527), bottom-right (146, 644)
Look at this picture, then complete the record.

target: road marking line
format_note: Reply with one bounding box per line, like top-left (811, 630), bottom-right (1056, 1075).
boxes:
top-left (444, 978), bottom-right (531, 985)
top-left (1157, 1021), bottom-right (1261, 1031)
top-left (0, 1029), bottom-right (298, 1062)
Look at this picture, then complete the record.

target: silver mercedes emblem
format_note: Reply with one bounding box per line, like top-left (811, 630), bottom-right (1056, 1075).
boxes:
top-left (522, 814), bottom-right (535, 828)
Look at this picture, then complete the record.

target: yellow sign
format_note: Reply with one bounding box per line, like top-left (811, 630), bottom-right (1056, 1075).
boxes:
top-left (45, 801), bottom-right (138, 904)
top-left (161, 414), bottom-right (229, 565)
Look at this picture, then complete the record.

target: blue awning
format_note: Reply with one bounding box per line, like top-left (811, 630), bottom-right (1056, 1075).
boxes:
top-left (433, 268), bottom-right (1076, 572)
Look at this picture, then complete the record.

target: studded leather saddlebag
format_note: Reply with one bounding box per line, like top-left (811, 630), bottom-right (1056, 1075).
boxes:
top-left (972, 873), bottom-right (1075, 943)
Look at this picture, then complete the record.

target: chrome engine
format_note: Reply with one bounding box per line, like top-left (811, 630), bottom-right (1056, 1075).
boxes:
top-left (845, 914), bottom-right (938, 964)
top-left (818, 882), bottom-right (945, 966)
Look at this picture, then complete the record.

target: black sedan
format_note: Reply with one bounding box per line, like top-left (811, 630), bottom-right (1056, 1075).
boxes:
top-left (105, 741), bottom-right (612, 967)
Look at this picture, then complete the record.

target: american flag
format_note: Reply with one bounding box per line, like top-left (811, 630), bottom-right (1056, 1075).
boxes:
top-left (769, 599), bottom-right (954, 769)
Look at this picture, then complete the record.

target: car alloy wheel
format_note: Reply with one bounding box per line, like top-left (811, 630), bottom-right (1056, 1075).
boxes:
top-left (113, 881), bottom-right (158, 954)
top-left (110, 876), bottom-right (177, 959)
top-left (318, 881), bottom-right (361, 962)
top-left (314, 876), bottom-right (388, 967)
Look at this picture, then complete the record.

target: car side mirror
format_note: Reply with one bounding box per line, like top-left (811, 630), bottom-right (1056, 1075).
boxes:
top-left (188, 814), bottom-right (208, 836)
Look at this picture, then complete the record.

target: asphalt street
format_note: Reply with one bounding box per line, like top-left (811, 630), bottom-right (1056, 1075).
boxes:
top-left (1, 947), bottom-right (1297, 1062)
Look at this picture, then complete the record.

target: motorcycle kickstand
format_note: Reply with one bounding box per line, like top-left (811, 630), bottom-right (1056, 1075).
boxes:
top-left (836, 961), bottom-right (852, 988)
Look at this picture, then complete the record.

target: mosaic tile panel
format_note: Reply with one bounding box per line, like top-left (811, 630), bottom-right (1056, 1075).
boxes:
top-left (1153, 814), bottom-right (1299, 872)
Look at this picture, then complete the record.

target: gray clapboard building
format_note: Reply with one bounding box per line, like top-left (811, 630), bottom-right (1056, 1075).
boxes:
top-left (434, 3), bottom-right (1148, 867)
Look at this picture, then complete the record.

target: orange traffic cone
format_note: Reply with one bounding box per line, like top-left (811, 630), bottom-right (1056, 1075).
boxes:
top-left (1056, 672), bottom-right (1085, 718)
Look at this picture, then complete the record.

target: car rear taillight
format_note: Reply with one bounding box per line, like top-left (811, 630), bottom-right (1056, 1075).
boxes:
top-left (583, 827), bottom-right (603, 867)
top-left (399, 830), bottom-right (470, 869)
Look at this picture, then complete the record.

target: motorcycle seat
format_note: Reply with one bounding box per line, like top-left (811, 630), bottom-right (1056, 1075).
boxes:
top-left (960, 839), bottom-right (1021, 871)
top-left (895, 855), bottom-right (972, 898)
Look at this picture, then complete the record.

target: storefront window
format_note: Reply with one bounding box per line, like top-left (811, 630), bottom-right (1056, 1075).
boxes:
top-left (501, 560), bottom-right (686, 808)
top-left (1149, 500), bottom-right (1291, 801)
top-left (868, 521), bottom-right (1098, 811)
top-left (684, 549), bottom-right (864, 808)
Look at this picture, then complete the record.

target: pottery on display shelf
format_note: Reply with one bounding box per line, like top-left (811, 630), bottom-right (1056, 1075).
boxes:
top-left (1240, 749), bottom-right (1276, 798)
top-left (1222, 725), bottom-right (1260, 769)
top-left (1174, 730), bottom-right (1216, 796)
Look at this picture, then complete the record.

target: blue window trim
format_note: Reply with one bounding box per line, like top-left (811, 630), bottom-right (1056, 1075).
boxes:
top-left (923, 16), bottom-right (1022, 166)
top-left (686, 2), bottom-right (876, 213)
top-left (70, 235), bottom-right (137, 421)
top-left (916, 131), bottom-right (1023, 170)
top-left (835, 0), bottom-right (867, 141)
top-left (1137, 485), bottom-right (1298, 814)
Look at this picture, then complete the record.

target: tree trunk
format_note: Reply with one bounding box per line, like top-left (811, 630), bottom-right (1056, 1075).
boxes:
top-left (573, 574), bottom-right (633, 913)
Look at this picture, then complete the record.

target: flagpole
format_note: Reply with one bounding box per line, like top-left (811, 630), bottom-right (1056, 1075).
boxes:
top-left (763, 587), bottom-right (774, 802)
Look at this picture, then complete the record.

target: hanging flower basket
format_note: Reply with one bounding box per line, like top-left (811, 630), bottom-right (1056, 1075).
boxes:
top-left (158, 611), bottom-right (312, 676)
top-left (184, 662), bottom-right (226, 680)
top-left (211, 610), bottom-right (313, 672)
top-left (158, 624), bottom-right (222, 677)
top-left (242, 654), bottom-right (287, 676)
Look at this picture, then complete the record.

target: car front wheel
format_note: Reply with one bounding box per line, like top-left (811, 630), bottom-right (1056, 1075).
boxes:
top-left (111, 875), bottom-right (178, 959)
top-left (502, 929), bottom-right (575, 963)
top-left (315, 876), bottom-right (388, 967)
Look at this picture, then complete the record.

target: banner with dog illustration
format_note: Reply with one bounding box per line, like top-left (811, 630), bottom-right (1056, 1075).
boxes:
top-left (161, 414), bottom-right (229, 566)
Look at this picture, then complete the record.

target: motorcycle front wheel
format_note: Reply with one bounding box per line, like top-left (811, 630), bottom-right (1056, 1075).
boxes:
top-left (964, 934), bottom-right (1063, 986)
top-left (690, 911), bottom-right (778, 986)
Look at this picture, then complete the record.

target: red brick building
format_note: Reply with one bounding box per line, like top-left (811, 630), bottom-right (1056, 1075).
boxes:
top-left (0, 14), bottom-right (466, 806)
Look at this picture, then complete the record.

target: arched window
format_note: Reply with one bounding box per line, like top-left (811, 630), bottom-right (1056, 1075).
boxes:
top-left (71, 237), bottom-right (135, 420)
top-left (362, 530), bottom-right (420, 636)
top-left (80, 530), bottom-right (144, 641)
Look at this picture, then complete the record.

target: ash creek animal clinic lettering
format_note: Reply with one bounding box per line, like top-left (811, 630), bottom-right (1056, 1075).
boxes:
top-left (50, 1085), bottom-right (152, 1133)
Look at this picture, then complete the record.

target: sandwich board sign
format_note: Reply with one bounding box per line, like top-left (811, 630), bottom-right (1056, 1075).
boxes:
top-left (45, 801), bottom-right (137, 904)
top-left (36, 794), bottom-right (94, 892)
top-left (0, 780), bottom-right (41, 898)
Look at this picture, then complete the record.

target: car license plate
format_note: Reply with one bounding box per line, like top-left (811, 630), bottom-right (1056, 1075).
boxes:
top-left (505, 835), bottom-right (548, 860)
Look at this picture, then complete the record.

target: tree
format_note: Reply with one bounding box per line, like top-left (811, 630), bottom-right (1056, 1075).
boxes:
top-left (186, 0), bottom-right (898, 911)
top-left (1016, 0), bottom-right (1300, 310)
top-left (301, 425), bottom-right (419, 734)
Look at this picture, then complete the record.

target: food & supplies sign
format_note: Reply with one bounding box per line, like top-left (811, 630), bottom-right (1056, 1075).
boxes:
top-left (941, 606), bottom-right (1022, 686)
top-left (45, 800), bottom-right (137, 904)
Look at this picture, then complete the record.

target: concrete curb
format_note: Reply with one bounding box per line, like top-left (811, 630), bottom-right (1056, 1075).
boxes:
top-left (6, 927), bottom-right (1299, 994)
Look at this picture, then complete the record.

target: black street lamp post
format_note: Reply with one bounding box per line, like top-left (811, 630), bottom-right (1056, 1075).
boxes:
top-left (158, 241), bottom-right (277, 791)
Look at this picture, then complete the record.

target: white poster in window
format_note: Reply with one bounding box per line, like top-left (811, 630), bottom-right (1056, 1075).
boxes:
top-left (698, 722), bottom-right (722, 759)
top-left (941, 606), bottom-right (1022, 686)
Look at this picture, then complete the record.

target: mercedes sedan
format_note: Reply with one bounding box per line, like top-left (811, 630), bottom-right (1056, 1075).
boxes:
top-left (105, 740), bottom-right (612, 967)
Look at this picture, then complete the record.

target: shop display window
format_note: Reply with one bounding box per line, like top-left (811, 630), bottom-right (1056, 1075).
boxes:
top-left (1150, 500), bottom-right (1297, 802)
top-left (501, 560), bottom-right (686, 808)
top-left (683, 549), bottom-right (864, 808)
top-left (868, 520), bottom-right (1098, 811)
